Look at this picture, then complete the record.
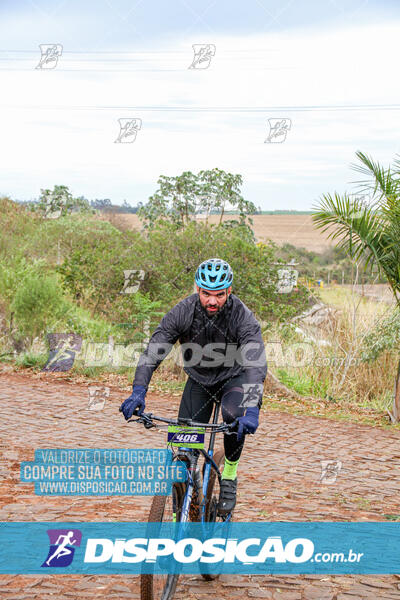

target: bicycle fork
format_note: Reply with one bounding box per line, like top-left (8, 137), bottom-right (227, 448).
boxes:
top-left (180, 450), bottom-right (200, 523)
top-left (176, 401), bottom-right (222, 525)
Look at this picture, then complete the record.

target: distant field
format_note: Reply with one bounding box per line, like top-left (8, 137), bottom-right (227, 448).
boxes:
top-left (109, 214), bottom-right (334, 253)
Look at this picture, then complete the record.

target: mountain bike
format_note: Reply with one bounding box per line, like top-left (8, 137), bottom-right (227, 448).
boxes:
top-left (129, 399), bottom-right (237, 600)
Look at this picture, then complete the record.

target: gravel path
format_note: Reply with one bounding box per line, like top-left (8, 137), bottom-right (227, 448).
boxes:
top-left (1, 371), bottom-right (400, 599)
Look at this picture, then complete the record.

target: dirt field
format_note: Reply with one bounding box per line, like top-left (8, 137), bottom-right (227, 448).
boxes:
top-left (108, 214), bottom-right (334, 253)
top-left (2, 369), bottom-right (400, 599)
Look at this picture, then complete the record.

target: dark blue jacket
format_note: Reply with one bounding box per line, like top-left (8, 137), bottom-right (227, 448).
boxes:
top-left (133, 293), bottom-right (267, 400)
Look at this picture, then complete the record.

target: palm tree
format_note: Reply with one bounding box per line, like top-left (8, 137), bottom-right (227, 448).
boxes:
top-left (312, 151), bottom-right (400, 421)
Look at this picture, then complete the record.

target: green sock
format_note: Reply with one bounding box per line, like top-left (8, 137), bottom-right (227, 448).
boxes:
top-left (222, 457), bottom-right (239, 480)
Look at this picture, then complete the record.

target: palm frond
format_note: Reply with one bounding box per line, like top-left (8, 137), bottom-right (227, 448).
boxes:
top-left (350, 151), bottom-right (400, 201)
top-left (391, 153), bottom-right (400, 177)
top-left (313, 151), bottom-right (400, 305)
top-left (312, 191), bottom-right (387, 272)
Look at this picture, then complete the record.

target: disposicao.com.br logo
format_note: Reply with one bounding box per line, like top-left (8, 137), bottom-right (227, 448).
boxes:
top-left (83, 535), bottom-right (356, 565)
top-left (0, 522), bottom-right (384, 575)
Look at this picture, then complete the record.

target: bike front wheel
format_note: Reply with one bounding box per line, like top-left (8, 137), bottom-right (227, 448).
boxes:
top-left (201, 448), bottom-right (229, 581)
top-left (140, 482), bottom-right (186, 600)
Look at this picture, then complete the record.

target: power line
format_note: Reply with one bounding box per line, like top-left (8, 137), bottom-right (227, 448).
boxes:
top-left (1, 104), bottom-right (400, 112)
top-left (0, 49), bottom-right (280, 54)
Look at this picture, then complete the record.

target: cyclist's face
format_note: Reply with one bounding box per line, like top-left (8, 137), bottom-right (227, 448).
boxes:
top-left (196, 286), bottom-right (231, 315)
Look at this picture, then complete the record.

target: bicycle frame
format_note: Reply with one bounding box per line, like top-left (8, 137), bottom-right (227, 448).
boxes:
top-left (129, 403), bottom-right (234, 526)
top-left (175, 400), bottom-right (231, 525)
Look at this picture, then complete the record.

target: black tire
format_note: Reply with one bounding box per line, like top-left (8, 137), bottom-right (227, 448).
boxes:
top-left (140, 482), bottom-right (186, 600)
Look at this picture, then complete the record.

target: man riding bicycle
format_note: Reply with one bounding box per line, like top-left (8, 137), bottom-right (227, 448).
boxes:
top-left (120, 257), bottom-right (268, 515)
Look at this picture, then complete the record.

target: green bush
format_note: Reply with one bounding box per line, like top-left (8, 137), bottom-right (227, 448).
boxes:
top-left (361, 309), bottom-right (400, 362)
top-left (53, 219), bottom-right (310, 324)
top-left (15, 352), bottom-right (48, 369)
top-left (114, 220), bottom-right (309, 322)
top-left (276, 367), bottom-right (330, 398)
top-left (0, 258), bottom-right (48, 305)
top-left (0, 197), bottom-right (311, 364)
top-left (11, 272), bottom-right (69, 343)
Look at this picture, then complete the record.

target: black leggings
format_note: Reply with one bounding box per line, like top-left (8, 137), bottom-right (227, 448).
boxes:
top-left (178, 373), bottom-right (247, 463)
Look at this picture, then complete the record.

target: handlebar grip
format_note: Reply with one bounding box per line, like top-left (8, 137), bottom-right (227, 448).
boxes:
top-left (177, 417), bottom-right (192, 425)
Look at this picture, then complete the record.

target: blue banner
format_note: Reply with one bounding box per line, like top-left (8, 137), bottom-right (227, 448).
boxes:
top-left (20, 449), bottom-right (186, 496)
top-left (1, 522), bottom-right (400, 574)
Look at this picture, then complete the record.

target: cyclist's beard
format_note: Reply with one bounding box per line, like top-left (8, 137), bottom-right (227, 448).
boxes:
top-left (200, 293), bottom-right (229, 317)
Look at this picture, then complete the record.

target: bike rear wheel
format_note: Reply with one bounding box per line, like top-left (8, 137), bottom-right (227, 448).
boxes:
top-left (140, 482), bottom-right (186, 600)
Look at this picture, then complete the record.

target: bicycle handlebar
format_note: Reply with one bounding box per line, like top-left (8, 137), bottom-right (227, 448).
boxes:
top-left (128, 411), bottom-right (237, 433)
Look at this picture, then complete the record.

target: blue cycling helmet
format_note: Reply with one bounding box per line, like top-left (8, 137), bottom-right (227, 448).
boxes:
top-left (195, 258), bottom-right (233, 290)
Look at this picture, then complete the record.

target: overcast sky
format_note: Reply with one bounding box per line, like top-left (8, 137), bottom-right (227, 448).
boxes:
top-left (1, 0), bottom-right (399, 209)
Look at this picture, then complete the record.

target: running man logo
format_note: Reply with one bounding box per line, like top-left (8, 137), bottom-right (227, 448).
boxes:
top-left (319, 460), bottom-right (342, 485)
top-left (87, 386), bottom-right (110, 411)
top-left (42, 333), bottom-right (82, 372)
top-left (41, 529), bottom-right (82, 568)
top-left (120, 269), bottom-right (145, 294)
top-left (239, 384), bottom-right (263, 408)
top-left (264, 118), bottom-right (292, 143)
top-left (188, 44), bottom-right (216, 69)
top-left (43, 191), bottom-right (68, 219)
top-left (36, 44), bottom-right (63, 70)
top-left (277, 268), bottom-right (298, 294)
top-left (115, 118), bottom-right (142, 143)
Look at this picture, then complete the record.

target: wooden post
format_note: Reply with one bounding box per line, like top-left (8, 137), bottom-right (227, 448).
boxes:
top-left (108, 335), bottom-right (114, 366)
top-left (390, 358), bottom-right (400, 423)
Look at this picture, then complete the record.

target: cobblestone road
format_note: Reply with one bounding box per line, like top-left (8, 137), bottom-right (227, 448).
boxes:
top-left (1, 370), bottom-right (400, 599)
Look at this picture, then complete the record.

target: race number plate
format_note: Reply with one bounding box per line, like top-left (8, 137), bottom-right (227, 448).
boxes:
top-left (167, 425), bottom-right (205, 449)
